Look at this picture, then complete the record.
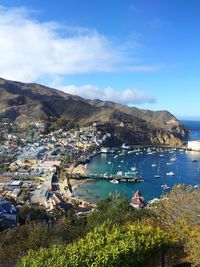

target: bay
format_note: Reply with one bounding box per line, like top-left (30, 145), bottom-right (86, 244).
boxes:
top-left (75, 120), bottom-right (200, 203)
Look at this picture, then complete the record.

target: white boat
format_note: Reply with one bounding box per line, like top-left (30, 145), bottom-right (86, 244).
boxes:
top-left (130, 166), bottom-right (137, 172)
top-left (110, 179), bottom-right (119, 184)
top-left (161, 184), bottom-right (170, 190)
top-left (108, 161), bottom-right (111, 164)
top-left (101, 148), bottom-right (115, 153)
top-left (116, 171), bottom-right (124, 176)
top-left (170, 152), bottom-right (177, 162)
top-left (101, 148), bottom-right (109, 153)
top-left (166, 171), bottom-right (175, 176)
top-left (154, 163), bottom-right (161, 178)
top-left (170, 157), bottom-right (177, 162)
top-left (166, 162), bottom-right (173, 165)
top-left (122, 144), bottom-right (130, 149)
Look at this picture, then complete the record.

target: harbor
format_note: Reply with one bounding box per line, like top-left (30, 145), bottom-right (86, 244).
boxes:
top-left (75, 144), bottom-right (200, 203)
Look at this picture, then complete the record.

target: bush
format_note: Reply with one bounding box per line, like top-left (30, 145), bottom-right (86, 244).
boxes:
top-left (18, 222), bottom-right (170, 267)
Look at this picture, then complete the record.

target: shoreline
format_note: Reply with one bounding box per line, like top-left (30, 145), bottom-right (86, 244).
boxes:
top-left (66, 165), bottom-right (96, 206)
top-left (66, 163), bottom-right (88, 176)
top-left (65, 144), bottom-right (197, 205)
top-left (70, 178), bottom-right (96, 207)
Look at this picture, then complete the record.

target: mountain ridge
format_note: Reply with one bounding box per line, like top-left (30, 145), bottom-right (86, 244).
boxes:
top-left (0, 77), bottom-right (189, 145)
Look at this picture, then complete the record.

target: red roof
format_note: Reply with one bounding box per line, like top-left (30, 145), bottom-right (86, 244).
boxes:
top-left (131, 197), bottom-right (145, 205)
top-left (134, 190), bottom-right (142, 198)
top-left (130, 190), bottom-right (145, 207)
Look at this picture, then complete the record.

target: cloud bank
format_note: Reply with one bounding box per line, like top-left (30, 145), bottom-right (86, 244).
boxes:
top-left (61, 84), bottom-right (156, 105)
top-left (0, 6), bottom-right (164, 82)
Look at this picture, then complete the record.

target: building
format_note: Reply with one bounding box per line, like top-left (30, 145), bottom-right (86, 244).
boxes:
top-left (130, 190), bottom-right (145, 208)
top-left (188, 140), bottom-right (200, 151)
top-left (0, 196), bottom-right (18, 229)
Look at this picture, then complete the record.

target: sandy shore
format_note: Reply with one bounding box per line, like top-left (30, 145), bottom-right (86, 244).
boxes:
top-left (60, 164), bottom-right (96, 206)
top-left (69, 178), bottom-right (88, 189)
top-left (66, 164), bottom-right (88, 176)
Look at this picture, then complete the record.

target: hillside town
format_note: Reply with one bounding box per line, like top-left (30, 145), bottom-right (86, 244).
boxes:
top-left (0, 120), bottom-right (111, 230)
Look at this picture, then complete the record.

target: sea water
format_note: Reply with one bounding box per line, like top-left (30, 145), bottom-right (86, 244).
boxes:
top-left (75, 120), bottom-right (200, 202)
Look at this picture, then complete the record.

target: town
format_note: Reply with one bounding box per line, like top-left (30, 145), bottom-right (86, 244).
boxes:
top-left (0, 119), bottom-right (112, 230)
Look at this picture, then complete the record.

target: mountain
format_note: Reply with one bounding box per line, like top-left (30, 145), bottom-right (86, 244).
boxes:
top-left (0, 77), bottom-right (189, 146)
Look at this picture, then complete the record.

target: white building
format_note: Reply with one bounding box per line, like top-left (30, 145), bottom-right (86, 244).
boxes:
top-left (188, 140), bottom-right (200, 151)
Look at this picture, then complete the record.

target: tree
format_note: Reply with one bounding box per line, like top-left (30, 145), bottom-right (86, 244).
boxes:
top-left (152, 185), bottom-right (200, 265)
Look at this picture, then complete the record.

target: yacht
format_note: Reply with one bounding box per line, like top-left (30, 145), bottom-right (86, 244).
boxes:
top-left (154, 174), bottom-right (161, 178)
top-left (110, 179), bottom-right (119, 184)
top-left (130, 166), bottom-right (137, 172)
top-left (166, 171), bottom-right (175, 176)
top-left (161, 184), bottom-right (170, 190)
top-left (122, 143), bottom-right (130, 150)
top-left (166, 162), bottom-right (173, 165)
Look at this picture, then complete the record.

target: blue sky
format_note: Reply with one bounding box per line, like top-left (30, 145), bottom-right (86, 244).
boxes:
top-left (0, 0), bottom-right (200, 119)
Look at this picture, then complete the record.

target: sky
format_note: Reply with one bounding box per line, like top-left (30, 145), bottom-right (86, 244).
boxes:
top-left (0, 0), bottom-right (200, 119)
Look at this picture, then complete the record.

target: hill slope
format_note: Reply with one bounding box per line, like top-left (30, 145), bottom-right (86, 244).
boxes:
top-left (0, 77), bottom-right (189, 145)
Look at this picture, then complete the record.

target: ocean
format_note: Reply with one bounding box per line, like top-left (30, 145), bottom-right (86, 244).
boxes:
top-left (75, 120), bottom-right (200, 203)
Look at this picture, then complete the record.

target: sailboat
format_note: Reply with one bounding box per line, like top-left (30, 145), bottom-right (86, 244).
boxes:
top-left (154, 163), bottom-right (161, 178)
top-left (170, 152), bottom-right (177, 162)
top-left (152, 160), bottom-right (157, 167)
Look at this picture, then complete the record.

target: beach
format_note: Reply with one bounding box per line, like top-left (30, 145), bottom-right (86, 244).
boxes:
top-left (66, 163), bottom-right (88, 176)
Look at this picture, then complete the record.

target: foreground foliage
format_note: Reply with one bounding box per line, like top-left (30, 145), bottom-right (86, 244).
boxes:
top-left (18, 222), bottom-right (170, 267)
top-left (153, 185), bottom-right (200, 266)
top-left (2, 187), bottom-right (200, 266)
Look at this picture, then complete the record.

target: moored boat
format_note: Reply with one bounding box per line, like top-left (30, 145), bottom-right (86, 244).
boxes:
top-left (110, 179), bottom-right (119, 184)
top-left (166, 171), bottom-right (175, 176)
top-left (161, 184), bottom-right (170, 190)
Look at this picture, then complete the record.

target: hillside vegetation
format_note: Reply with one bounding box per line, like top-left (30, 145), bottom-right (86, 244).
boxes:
top-left (0, 187), bottom-right (199, 266)
top-left (0, 77), bottom-right (189, 145)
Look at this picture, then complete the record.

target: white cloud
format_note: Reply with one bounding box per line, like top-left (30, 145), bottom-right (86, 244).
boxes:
top-left (61, 84), bottom-right (156, 105)
top-left (0, 6), bottom-right (164, 83)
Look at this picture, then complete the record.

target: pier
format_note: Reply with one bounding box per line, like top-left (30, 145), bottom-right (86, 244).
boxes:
top-left (69, 173), bottom-right (144, 182)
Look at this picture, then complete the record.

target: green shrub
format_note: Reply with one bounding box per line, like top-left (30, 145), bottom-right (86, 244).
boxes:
top-left (18, 221), bottom-right (170, 267)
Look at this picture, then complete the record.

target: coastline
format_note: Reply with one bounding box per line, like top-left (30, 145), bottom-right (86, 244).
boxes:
top-left (66, 164), bottom-right (96, 206)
